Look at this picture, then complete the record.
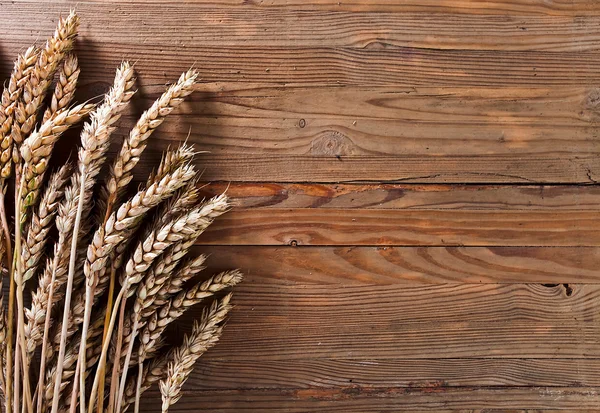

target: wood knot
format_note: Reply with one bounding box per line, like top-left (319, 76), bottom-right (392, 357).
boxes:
top-left (586, 88), bottom-right (600, 108)
top-left (309, 131), bottom-right (355, 157)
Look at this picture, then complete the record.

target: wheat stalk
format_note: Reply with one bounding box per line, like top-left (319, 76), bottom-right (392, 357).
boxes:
top-left (23, 164), bottom-right (71, 353)
top-left (94, 76), bottom-right (197, 411)
top-left (1, 45), bottom-right (38, 413)
top-left (0, 13), bottom-right (241, 413)
top-left (12, 11), bottom-right (79, 169)
top-left (113, 206), bottom-right (218, 413)
top-left (21, 103), bottom-right (93, 214)
top-left (100, 69), bottom-right (198, 219)
top-left (0, 46), bottom-right (38, 180)
top-left (159, 294), bottom-right (233, 413)
top-left (43, 54), bottom-right (80, 123)
top-left (51, 61), bottom-right (136, 413)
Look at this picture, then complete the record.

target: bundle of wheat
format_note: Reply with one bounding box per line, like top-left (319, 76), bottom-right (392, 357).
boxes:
top-left (0, 11), bottom-right (241, 413)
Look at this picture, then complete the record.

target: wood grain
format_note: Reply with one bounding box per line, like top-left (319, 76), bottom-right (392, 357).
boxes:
top-left (33, 0), bottom-right (600, 15)
top-left (199, 183), bottom-right (600, 210)
top-left (139, 387), bottom-right (600, 411)
top-left (4, 0), bottom-right (600, 410)
top-left (183, 358), bottom-right (600, 389)
top-left (195, 154), bottom-right (600, 183)
top-left (113, 85), bottom-right (600, 157)
top-left (200, 208), bottom-right (600, 246)
top-left (207, 321), bottom-right (600, 360)
top-left (2, 45), bottom-right (600, 88)
top-left (6, 3), bottom-right (600, 51)
top-left (222, 283), bottom-right (591, 325)
top-left (180, 282), bottom-right (597, 360)
top-left (201, 246), bottom-right (600, 284)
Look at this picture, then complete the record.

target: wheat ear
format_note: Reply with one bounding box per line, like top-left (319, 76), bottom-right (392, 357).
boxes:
top-left (51, 61), bottom-right (135, 413)
top-left (22, 164), bottom-right (71, 353)
top-left (133, 267), bottom-right (240, 413)
top-left (11, 14), bottom-right (79, 413)
top-left (86, 163), bottom-right (196, 413)
top-left (113, 206), bottom-right (216, 413)
top-left (160, 294), bottom-right (233, 413)
top-left (12, 11), bottom-right (79, 169)
top-left (1, 46), bottom-right (38, 413)
top-left (95, 74), bottom-right (196, 410)
top-left (59, 164), bottom-right (196, 355)
top-left (20, 103), bottom-right (93, 215)
top-left (114, 193), bottom-right (228, 372)
top-left (0, 46), bottom-right (38, 179)
top-left (103, 203), bottom-right (213, 413)
top-left (101, 69), bottom-right (198, 219)
top-left (43, 54), bottom-right (80, 123)
top-left (66, 61), bottom-right (136, 413)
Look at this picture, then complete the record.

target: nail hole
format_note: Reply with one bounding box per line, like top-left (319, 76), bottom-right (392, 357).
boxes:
top-left (299, 119), bottom-right (306, 128)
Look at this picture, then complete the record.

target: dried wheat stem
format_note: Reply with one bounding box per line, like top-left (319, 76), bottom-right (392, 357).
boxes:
top-left (51, 61), bottom-right (135, 413)
top-left (43, 54), bottom-right (80, 123)
top-left (159, 294), bottom-right (233, 413)
top-left (2, 46), bottom-right (38, 413)
top-left (0, 239), bottom-right (6, 399)
top-left (44, 311), bottom-right (105, 413)
top-left (34, 170), bottom-right (88, 412)
top-left (0, 189), bottom-right (12, 410)
top-left (87, 164), bottom-right (196, 413)
top-left (70, 62), bottom-right (135, 413)
top-left (14, 172), bottom-right (34, 413)
top-left (122, 355), bottom-right (168, 413)
top-left (23, 164), bottom-right (71, 353)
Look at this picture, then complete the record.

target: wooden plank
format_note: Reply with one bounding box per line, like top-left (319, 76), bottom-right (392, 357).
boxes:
top-left (195, 154), bottom-right (600, 183)
top-left (5, 4), bottom-right (600, 51)
top-left (16, 0), bottom-right (600, 15)
top-left (109, 85), bottom-right (600, 158)
top-left (86, 84), bottom-right (600, 183)
top-left (201, 246), bottom-right (600, 284)
top-left (179, 283), bottom-right (600, 361)
top-left (140, 387), bottom-right (600, 411)
top-left (220, 283), bottom-right (591, 326)
top-left (2, 46), bottom-right (600, 88)
top-left (206, 321), bottom-right (600, 359)
top-left (24, 0), bottom-right (600, 16)
top-left (184, 358), bottom-right (600, 389)
top-left (198, 183), bottom-right (600, 210)
top-left (199, 208), bottom-right (600, 246)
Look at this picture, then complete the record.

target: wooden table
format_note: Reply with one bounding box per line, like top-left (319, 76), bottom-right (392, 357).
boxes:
top-left (4, 0), bottom-right (600, 411)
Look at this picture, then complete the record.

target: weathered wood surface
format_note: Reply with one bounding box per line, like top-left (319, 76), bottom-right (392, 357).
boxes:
top-left (4, 0), bottom-right (600, 410)
top-left (201, 246), bottom-right (600, 284)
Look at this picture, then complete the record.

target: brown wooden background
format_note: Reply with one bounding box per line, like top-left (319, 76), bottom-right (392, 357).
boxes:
top-left (5, 0), bottom-right (600, 411)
